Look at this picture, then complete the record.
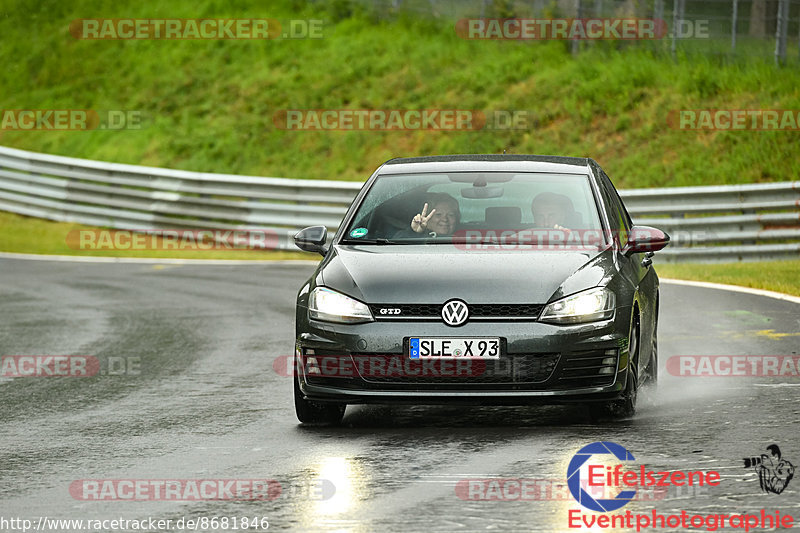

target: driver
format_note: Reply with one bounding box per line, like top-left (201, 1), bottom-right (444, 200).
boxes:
top-left (531, 192), bottom-right (574, 232)
top-left (409, 193), bottom-right (460, 236)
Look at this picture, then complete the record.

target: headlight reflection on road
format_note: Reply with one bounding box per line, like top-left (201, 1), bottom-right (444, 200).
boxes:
top-left (311, 456), bottom-right (364, 516)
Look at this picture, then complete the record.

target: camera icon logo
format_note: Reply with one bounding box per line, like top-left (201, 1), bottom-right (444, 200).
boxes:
top-left (743, 444), bottom-right (795, 494)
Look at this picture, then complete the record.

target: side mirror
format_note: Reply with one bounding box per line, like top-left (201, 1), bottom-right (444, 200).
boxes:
top-left (623, 225), bottom-right (670, 256)
top-left (294, 225), bottom-right (328, 256)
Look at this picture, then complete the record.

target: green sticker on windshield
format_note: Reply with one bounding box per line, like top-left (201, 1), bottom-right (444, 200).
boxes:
top-left (349, 227), bottom-right (368, 238)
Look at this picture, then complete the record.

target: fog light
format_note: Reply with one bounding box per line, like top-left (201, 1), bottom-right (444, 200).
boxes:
top-left (601, 357), bottom-right (616, 366)
top-left (307, 356), bottom-right (320, 374)
top-left (598, 367), bottom-right (615, 375)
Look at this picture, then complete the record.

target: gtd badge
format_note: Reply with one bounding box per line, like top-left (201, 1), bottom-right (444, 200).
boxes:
top-left (567, 441), bottom-right (637, 512)
top-left (441, 299), bottom-right (469, 326)
top-left (379, 308), bottom-right (401, 315)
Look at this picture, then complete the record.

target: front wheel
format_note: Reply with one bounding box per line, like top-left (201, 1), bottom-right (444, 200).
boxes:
top-left (294, 377), bottom-right (346, 425)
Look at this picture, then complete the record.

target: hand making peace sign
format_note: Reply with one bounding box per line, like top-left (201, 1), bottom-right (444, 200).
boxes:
top-left (410, 202), bottom-right (436, 233)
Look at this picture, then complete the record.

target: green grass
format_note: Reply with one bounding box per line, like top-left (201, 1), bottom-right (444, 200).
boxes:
top-left (656, 260), bottom-right (800, 297)
top-left (0, 211), bottom-right (313, 261)
top-left (0, 0), bottom-right (799, 187)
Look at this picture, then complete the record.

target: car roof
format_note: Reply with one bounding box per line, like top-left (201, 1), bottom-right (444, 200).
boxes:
top-left (379, 154), bottom-right (594, 175)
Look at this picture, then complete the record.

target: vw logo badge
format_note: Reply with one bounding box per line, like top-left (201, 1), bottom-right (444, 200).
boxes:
top-left (441, 299), bottom-right (469, 327)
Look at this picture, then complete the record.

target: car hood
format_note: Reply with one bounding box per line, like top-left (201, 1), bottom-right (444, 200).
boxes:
top-left (319, 245), bottom-right (616, 305)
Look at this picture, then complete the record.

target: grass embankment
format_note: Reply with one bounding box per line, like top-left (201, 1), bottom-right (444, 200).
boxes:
top-left (0, 211), bottom-right (311, 261)
top-left (656, 261), bottom-right (800, 297)
top-left (0, 0), bottom-right (799, 185)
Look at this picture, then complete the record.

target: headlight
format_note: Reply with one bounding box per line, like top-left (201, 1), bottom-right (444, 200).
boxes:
top-left (308, 287), bottom-right (373, 324)
top-left (540, 287), bottom-right (616, 324)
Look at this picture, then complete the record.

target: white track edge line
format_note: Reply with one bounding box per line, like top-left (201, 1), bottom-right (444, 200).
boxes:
top-left (660, 278), bottom-right (800, 305)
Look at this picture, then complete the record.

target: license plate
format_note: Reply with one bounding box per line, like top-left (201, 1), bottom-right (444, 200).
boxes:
top-left (409, 337), bottom-right (500, 359)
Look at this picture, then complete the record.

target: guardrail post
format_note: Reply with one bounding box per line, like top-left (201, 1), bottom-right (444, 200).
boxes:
top-left (671, 0), bottom-right (683, 59)
top-left (775, 0), bottom-right (789, 65)
top-left (572, 0), bottom-right (582, 56)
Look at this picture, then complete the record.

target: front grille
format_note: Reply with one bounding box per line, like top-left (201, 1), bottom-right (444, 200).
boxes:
top-left (555, 349), bottom-right (618, 388)
top-left (472, 304), bottom-right (544, 318)
top-left (370, 303), bottom-right (544, 321)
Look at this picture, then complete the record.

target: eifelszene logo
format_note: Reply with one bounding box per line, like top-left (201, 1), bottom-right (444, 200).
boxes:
top-left (567, 441), bottom-right (721, 512)
top-left (567, 442), bottom-right (795, 531)
top-left (567, 441), bottom-right (637, 512)
top-left (744, 444), bottom-right (795, 494)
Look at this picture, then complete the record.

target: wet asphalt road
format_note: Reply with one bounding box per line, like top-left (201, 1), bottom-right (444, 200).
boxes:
top-left (1, 257), bottom-right (799, 533)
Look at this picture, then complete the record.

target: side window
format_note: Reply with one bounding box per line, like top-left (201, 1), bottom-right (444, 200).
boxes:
top-left (598, 171), bottom-right (630, 248)
top-left (602, 170), bottom-right (633, 229)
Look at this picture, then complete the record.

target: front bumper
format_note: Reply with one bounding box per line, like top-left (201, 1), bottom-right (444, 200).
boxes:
top-left (295, 308), bottom-right (633, 405)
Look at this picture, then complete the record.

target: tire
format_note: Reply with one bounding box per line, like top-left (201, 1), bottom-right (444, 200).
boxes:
top-left (294, 376), bottom-right (346, 425)
top-left (590, 310), bottom-right (640, 420)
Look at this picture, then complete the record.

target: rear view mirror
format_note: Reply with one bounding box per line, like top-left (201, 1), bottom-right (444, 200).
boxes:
top-left (461, 186), bottom-right (504, 199)
top-left (294, 225), bottom-right (328, 256)
top-left (623, 225), bottom-right (670, 256)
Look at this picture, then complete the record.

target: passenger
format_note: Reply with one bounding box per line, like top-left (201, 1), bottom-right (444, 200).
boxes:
top-left (409, 193), bottom-right (460, 236)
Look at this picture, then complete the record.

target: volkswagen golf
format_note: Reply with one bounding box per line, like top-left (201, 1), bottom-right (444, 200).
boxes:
top-left (292, 155), bottom-right (669, 424)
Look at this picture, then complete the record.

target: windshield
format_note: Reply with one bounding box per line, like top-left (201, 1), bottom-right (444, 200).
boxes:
top-left (340, 172), bottom-right (605, 249)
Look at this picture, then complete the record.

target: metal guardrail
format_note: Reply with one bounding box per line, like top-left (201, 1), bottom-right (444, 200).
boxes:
top-left (0, 145), bottom-right (798, 262)
top-left (0, 145), bottom-right (360, 250)
top-left (627, 182), bottom-right (800, 262)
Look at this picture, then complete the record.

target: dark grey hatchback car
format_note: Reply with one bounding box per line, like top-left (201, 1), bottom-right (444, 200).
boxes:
top-left (292, 155), bottom-right (669, 424)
